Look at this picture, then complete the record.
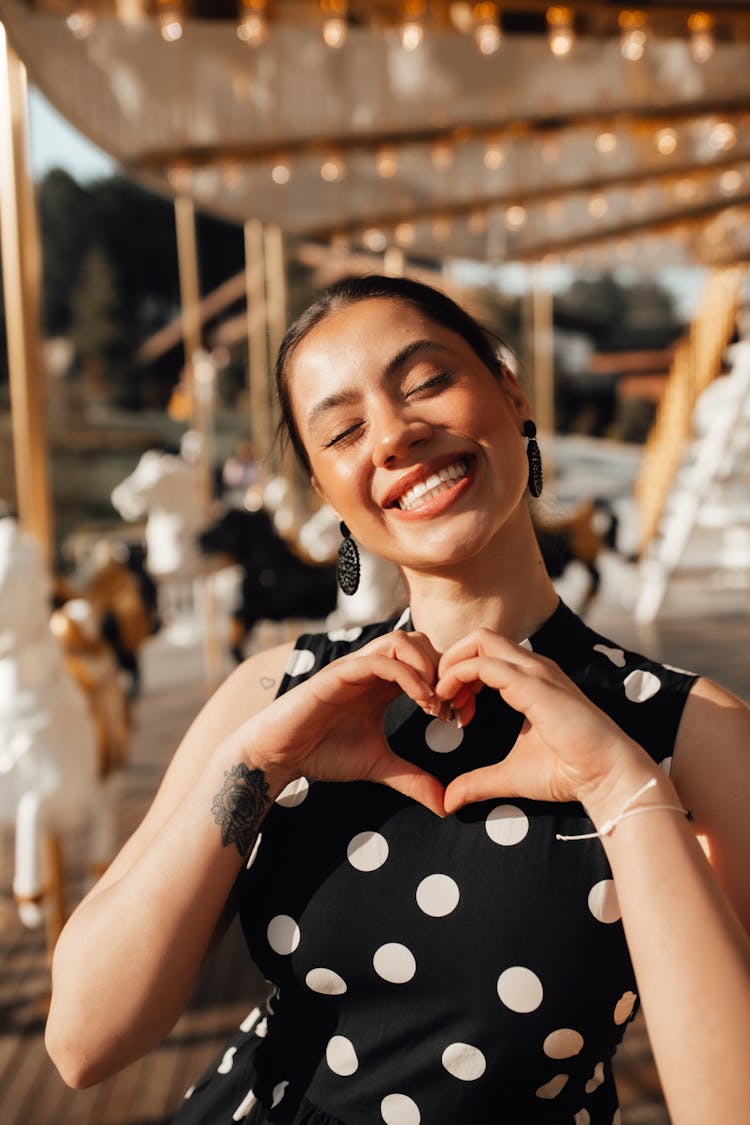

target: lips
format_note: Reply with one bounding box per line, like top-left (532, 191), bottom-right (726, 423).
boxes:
top-left (381, 454), bottom-right (475, 511)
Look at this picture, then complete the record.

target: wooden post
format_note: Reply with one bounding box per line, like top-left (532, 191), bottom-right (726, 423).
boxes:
top-left (264, 223), bottom-right (287, 475)
top-left (243, 218), bottom-right (272, 467)
top-left (173, 195), bottom-right (222, 689)
top-left (0, 24), bottom-right (53, 562)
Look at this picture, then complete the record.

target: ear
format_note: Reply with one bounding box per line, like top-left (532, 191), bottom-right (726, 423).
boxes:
top-left (500, 367), bottom-right (532, 421)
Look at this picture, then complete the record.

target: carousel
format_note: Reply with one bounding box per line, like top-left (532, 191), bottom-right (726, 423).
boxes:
top-left (1, 0), bottom-right (750, 949)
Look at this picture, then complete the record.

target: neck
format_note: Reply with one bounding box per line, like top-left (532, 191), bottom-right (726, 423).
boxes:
top-left (402, 506), bottom-right (560, 652)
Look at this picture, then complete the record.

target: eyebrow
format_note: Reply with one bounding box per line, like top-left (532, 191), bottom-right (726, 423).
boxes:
top-left (305, 338), bottom-right (452, 431)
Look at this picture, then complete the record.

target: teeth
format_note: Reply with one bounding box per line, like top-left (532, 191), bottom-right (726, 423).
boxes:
top-left (398, 460), bottom-right (468, 511)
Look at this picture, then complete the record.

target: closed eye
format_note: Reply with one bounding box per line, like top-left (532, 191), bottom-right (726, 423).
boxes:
top-left (324, 421), bottom-right (364, 448)
top-left (404, 371), bottom-right (452, 398)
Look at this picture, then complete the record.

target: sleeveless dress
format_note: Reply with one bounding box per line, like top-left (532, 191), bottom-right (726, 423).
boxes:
top-left (172, 601), bottom-right (696, 1125)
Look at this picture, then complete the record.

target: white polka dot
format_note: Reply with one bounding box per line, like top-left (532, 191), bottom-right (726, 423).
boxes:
top-left (574, 1110), bottom-right (591, 1125)
top-left (588, 880), bottom-right (621, 924)
top-left (663, 662), bottom-right (693, 675)
top-left (381, 1092), bottom-right (421, 1125)
top-left (326, 1035), bottom-right (358, 1076)
top-left (276, 777), bottom-right (309, 807)
top-left (623, 668), bottom-right (661, 702)
top-left (441, 1042), bottom-right (486, 1081)
top-left (217, 1046), bottom-right (237, 1074)
top-left (497, 966), bottom-right (544, 1012)
top-left (347, 830), bottom-right (389, 871)
top-left (424, 718), bottom-right (464, 753)
top-left (614, 990), bottom-right (637, 1024)
top-left (246, 833), bottom-right (262, 869)
top-left (543, 1028), bottom-right (584, 1059)
top-left (612, 1110), bottom-right (622, 1125)
top-left (239, 1006), bottom-right (260, 1032)
top-left (271, 1080), bottom-right (289, 1107)
top-left (267, 914), bottom-right (300, 955)
top-left (536, 1073), bottom-right (568, 1099)
top-left (519, 637), bottom-right (533, 651)
top-left (593, 643), bottom-right (626, 667)
top-left (285, 648), bottom-right (315, 677)
top-left (306, 967), bottom-right (347, 995)
top-left (393, 607), bottom-right (411, 631)
top-left (184, 1085), bottom-right (195, 1100)
top-left (485, 804), bottom-right (529, 846)
top-left (327, 626), bottom-right (363, 642)
top-left (416, 874), bottom-right (460, 917)
top-left (254, 1017), bottom-right (268, 1037)
top-left (233, 1087), bottom-right (258, 1120)
top-left (585, 1061), bottom-right (605, 1093)
top-left (373, 942), bottom-right (416, 984)
top-left (659, 756), bottom-right (672, 776)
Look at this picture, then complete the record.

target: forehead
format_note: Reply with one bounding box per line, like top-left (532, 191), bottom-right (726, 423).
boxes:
top-left (288, 298), bottom-right (464, 408)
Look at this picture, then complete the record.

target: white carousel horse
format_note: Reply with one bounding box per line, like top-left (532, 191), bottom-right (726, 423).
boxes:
top-left (0, 519), bottom-right (117, 947)
top-left (110, 446), bottom-right (207, 580)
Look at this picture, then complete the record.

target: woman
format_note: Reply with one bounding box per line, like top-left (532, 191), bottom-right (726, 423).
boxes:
top-left (46, 276), bottom-right (750, 1124)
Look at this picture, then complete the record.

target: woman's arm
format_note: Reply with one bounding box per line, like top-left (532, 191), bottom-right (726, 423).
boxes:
top-left (437, 633), bottom-right (750, 1125)
top-left (46, 630), bottom-right (443, 1089)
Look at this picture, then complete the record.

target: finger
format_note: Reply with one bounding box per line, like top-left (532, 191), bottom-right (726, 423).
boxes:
top-left (438, 630), bottom-right (540, 679)
top-left (364, 631), bottom-right (439, 692)
top-left (369, 751), bottom-right (446, 819)
top-left (338, 653), bottom-right (436, 710)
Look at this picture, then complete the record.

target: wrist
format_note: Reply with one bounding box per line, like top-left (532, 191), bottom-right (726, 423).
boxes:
top-left (580, 748), bottom-right (678, 834)
top-left (217, 731), bottom-right (297, 805)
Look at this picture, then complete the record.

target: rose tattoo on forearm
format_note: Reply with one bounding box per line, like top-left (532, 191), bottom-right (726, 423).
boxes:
top-left (211, 763), bottom-right (270, 857)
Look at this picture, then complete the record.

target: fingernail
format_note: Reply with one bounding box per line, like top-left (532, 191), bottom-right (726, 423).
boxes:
top-left (455, 714), bottom-right (463, 729)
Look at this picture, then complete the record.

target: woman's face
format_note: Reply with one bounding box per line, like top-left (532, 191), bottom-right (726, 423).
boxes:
top-left (287, 297), bottom-right (533, 574)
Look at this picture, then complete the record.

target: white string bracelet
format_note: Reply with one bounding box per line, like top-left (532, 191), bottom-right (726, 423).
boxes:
top-left (556, 777), bottom-right (693, 842)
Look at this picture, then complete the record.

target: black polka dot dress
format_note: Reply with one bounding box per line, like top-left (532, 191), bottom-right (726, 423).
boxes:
top-left (173, 601), bottom-right (696, 1125)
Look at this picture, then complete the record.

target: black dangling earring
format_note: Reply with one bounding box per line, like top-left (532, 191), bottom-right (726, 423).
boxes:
top-left (523, 420), bottom-right (543, 498)
top-left (336, 522), bottom-right (360, 595)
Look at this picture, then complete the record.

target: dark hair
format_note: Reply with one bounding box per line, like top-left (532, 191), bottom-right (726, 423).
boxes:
top-left (274, 274), bottom-right (506, 472)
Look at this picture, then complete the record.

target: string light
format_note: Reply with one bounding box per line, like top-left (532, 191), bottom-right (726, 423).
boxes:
top-left (547, 6), bottom-right (574, 59)
top-left (66, 8), bottom-right (96, 39)
top-left (505, 204), bottom-right (527, 230)
top-left (400, 1), bottom-right (426, 51)
top-left (473, 3), bottom-right (501, 56)
top-left (709, 121), bottom-right (737, 153)
top-left (719, 169), bottom-right (743, 196)
top-left (376, 147), bottom-right (398, 178)
top-left (237, 0), bottom-right (268, 46)
top-left (363, 227), bottom-right (387, 252)
top-left (158, 0), bottom-right (183, 42)
top-left (321, 0), bottom-right (348, 49)
top-left (320, 155), bottom-right (346, 182)
top-left (595, 131), bottom-right (618, 155)
top-left (483, 141), bottom-right (505, 170)
top-left (394, 222), bottom-right (416, 246)
top-left (656, 127), bottom-right (678, 156)
top-left (588, 193), bottom-right (608, 218)
top-left (688, 11), bottom-right (715, 63)
top-left (271, 160), bottom-right (291, 185)
top-left (619, 10), bottom-right (648, 61)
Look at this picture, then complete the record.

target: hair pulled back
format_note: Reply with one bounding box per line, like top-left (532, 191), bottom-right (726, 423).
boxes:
top-left (274, 274), bottom-right (506, 473)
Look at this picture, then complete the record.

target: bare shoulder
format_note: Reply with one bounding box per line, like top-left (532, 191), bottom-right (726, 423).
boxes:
top-left (672, 676), bottom-right (750, 929)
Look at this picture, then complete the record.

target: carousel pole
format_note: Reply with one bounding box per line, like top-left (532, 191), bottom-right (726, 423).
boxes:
top-left (531, 264), bottom-right (555, 491)
top-left (0, 24), bottom-right (53, 563)
top-left (173, 193), bottom-right (222, 689)
top-left (243, 217), bottom-right (272, 469)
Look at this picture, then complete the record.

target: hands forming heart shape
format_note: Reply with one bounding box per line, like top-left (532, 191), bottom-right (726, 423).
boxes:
top-left (249, 628), bottom-right (652, 822)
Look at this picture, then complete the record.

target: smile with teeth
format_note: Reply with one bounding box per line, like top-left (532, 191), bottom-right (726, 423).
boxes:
top-left (397, 459), bottom-right (469, 511)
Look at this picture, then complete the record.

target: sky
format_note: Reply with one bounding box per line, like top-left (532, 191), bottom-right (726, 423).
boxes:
top-left (28, 86), bottom-right (115, 182)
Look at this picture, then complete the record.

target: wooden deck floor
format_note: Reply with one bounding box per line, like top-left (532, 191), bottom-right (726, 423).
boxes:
top-left (1, 600), bottom-right (747, 1125)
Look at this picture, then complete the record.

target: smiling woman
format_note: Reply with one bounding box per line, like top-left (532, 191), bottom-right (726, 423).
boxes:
top-left (45, 276), bottom-right (750, 1125)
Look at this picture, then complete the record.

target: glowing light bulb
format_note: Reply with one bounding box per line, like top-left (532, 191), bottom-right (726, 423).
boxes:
top-left (401, 0), bottom-right (426, 50)
top-left (237, 0), bottom-right (268, 45)
top-left (688, 11), bottom-right (715, 63)
top-left (657, 128), bottom-right (678, 156)
top-left (595, 131), bottom-right (618, 155)
top-left (588, 194), bottom-right (608, 219)
top-left (719, 169), bottom-right (743, 196)
top-left (547, 6), bottom-right (574, 58)
top-left (321, 156), bottom-right (346, 182)
top-left (473, 3), bottom-right (501, 55)
top-left (376, 147), bottom-right (398, 179)
top-left (709, 121), bottom-right (737, 152)
top-left (395, 222), bottom-right (416, 246)
top-left (271, 160), bottom-right (291, 185)
top-left (321, 0), bottom-right (348, 47)
top-left (505, 205), bottom-right (527, 230)
top-left (483, 141), bottom-right (505, 170)
top-left (66, 8), bottom-right (96, 39)
top-left (363, 228), bottom-right (387, 253)
top-left (619, 10), bottom-right (648, 61)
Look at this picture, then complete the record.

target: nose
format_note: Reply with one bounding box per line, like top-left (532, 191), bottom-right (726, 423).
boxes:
top-left (371, 405), bottom-right (432, 468)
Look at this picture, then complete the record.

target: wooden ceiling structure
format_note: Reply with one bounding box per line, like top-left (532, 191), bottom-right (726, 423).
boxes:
top-left (2, 0), bottom-right (750, 267)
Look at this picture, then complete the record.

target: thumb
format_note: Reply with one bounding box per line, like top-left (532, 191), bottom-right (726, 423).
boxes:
top-left (444, 759), bottom-right (527, 815)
